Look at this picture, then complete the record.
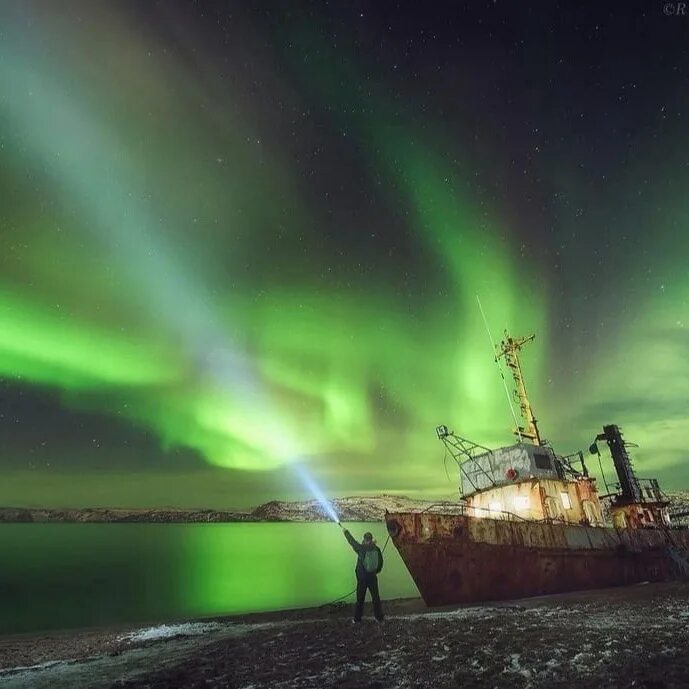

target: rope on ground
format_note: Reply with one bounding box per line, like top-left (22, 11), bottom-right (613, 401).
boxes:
top-left (319, 532), bottom-right (392, 608)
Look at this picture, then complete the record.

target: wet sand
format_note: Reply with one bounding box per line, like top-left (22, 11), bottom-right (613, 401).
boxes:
top-left (2, 583), bottom-right (689, 688)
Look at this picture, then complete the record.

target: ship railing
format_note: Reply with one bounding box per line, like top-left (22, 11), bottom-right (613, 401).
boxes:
top-left (417, 502), bottom-right (468, 515)
top-left (667, 505), bottom-right (689, 528)
top-left (414, 502), bottom-right (545, 523)
top-left (602, 478), bottom-right (668, 504)
top-left (639, 478), bottom-right (667, 503)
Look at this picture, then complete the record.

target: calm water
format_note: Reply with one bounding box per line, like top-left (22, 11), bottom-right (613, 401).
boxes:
top-left (0, 522), bottom-right (418, 635)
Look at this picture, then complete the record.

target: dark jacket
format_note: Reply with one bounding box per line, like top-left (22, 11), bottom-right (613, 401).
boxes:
top-left (344, 529), bottom-right (383, 579)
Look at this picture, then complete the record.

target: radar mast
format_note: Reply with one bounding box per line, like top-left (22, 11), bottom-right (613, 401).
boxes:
top-left (496, 331), bottom-right (542, 445)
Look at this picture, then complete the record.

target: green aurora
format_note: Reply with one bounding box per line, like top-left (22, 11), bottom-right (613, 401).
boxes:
top-left (0, 2), bottom-right (687, 507)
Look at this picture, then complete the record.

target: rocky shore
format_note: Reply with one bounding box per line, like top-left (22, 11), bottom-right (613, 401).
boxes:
top-left (1, 583), bottom-right (689, 689)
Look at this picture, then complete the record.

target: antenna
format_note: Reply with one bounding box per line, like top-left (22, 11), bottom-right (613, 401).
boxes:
top-left (476, 295), bottom-right (523, 443)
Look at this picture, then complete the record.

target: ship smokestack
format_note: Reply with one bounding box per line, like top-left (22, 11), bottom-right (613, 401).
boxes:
top-left (596, 424), bottom-right (642, 503)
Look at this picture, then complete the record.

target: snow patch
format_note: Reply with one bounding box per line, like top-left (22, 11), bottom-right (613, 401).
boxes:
top-left (0, 659), bottom-right (67, 675)
top-left (119, 619), bottom-right (289, 645)
top-left (396, 606), bottom-right (499, 621)
top-left (121, 622), bottom-right (223, 642)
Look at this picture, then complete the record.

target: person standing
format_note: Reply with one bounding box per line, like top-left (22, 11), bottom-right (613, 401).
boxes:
top-left (341, 526), bottom-right (384, 623)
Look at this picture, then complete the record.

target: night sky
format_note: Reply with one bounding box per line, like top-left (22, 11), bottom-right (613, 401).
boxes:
top-left (1, 1), bottom-right (688, 509)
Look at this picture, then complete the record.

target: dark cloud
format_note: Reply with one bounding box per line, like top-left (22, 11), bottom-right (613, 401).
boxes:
top-left (0, 380), bottom-right (204, 470)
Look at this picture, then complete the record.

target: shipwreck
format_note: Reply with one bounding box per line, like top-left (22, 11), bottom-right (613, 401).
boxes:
top-left (386, 331), bottom-right (689, 605)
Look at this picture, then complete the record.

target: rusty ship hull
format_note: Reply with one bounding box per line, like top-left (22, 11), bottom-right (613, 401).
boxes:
top-left (386, 511), bottom-right (689, 605)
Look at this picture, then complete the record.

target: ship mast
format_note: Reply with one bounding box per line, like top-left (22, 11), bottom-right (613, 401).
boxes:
top-left (496, 331), bottom-right (542, 445)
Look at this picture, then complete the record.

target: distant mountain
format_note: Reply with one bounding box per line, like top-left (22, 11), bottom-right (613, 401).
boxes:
top-left (0, 506), bottom-right (257, 523)
top-left (0, 495), bottom-right (448, 523)
top-left (251, 495), bottom-right (452, 522)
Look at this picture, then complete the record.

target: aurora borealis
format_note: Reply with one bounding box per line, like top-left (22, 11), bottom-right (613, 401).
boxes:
top-left (1, 1), bottom-right (688, 508)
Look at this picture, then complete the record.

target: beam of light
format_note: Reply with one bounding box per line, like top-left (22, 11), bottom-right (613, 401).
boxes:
top-left (0, 6), bottom-right (299, 471)
top-left (293, 464), bottom-right (340, 524)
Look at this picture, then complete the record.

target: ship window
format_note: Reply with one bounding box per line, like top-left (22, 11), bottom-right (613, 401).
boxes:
top-left (582, 500), bottom-right (598, 525)
top-left (560, 492), bottom-right (572, 509)
top-left (533, 452), bottom-right (552, 470)
top-left (545, 497), bottom-right (562, 520)
top-left (613, 511), bottom-right (628, 528)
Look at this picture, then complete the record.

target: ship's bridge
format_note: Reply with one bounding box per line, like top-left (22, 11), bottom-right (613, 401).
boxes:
top-left (437, 426), bottom-right (604, 524)
top-left (459, 442), bottom-right (561, 497)
top-left (434, 330), bottom-right (605, 525)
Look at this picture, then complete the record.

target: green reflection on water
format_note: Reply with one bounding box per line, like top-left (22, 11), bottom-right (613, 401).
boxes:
top-left (0, 522), bottom-right (417, 634)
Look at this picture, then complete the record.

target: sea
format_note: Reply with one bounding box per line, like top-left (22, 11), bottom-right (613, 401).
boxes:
top-left (0, 522), bottom-right (418, 635)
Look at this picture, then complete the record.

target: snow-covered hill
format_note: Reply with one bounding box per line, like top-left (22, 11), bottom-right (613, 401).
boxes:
top-left (250, 495), bottom-right (455, 522)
